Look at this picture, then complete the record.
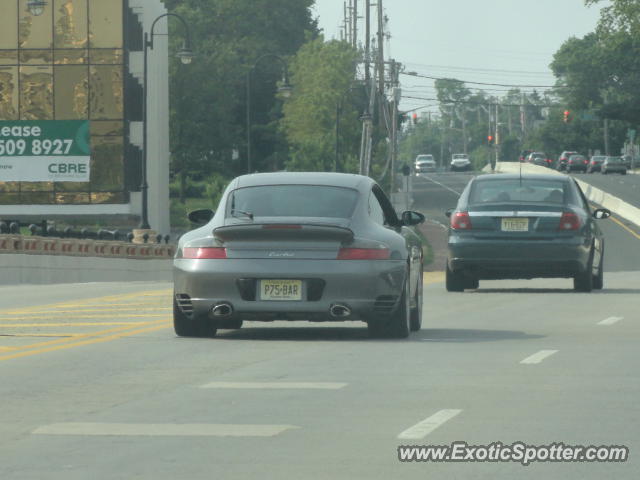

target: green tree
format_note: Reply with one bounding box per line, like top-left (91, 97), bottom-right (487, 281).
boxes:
top-left (166, 0), bottom-right (319, 200)
top-left (281, 37), bottom-right (361, 172)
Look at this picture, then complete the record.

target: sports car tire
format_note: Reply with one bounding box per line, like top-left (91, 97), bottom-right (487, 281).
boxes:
top-left (173, 299), bottom-right (218, 337)
top-left (446, 263), bottom-right (465, 292)
top-left (368, 277), bottom-right (410, 339)
top-left (409, 268), bottom-right (423, 332)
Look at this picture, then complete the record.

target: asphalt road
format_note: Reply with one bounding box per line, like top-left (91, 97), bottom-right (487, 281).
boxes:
top-left (570, 170), bottom-right (640, 209)
top-left (0, 173), bottom-right (639, 480)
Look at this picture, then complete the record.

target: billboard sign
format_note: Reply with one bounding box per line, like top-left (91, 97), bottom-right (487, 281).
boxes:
top-left (0, 120), bottom-right (90, 182)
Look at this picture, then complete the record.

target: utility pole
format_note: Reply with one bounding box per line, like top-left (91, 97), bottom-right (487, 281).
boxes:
top-left (365, 0), bottom-right (370, 85)
top-left (495, 103), bottom-right (500, 167)
top-left (344, 2), bottom-right (349, 44)
top-left (461, 105), bottom-right (468, 154)
top-left (352, 0), bottom-right (358, 49)
top-left (376, 0), bottom-right (385, 96)
top-left (390, 60), bottom-right (400, 193)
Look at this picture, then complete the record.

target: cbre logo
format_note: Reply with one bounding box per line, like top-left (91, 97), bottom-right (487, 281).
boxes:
top-left (48, 163), bottom-right (87, 174)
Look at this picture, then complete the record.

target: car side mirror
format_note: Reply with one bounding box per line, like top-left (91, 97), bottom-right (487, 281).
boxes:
top-left (592, 208), bottom-right (611, 220)
top-left (445, 208), bottom-right (454, 218)
top-left (401, 210), bottom-right (425, 226)
top-left (188, 209), bottom-right (215, 224)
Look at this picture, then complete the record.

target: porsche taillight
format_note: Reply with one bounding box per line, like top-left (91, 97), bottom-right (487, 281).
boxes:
top-left (337, 248), bottom-right (390, 260)
top-left (182, 247), bottom-right (227, 259)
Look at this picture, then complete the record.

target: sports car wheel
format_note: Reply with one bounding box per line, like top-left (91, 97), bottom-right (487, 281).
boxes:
top-left (410, 268), bottom-right (423, 332)
top-left (173, 299), bottom-right (218, 337)
top-left (464, 276), bottom-right (479, 289)
top-left (574, 251), bottom-right (594, 292)
top-left (446, 263), bottom-right (465, 292)
top-left (368, 276), bottom-right (410, 339)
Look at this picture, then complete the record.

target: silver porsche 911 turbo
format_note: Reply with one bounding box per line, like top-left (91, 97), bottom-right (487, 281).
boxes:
top-left (173, 172), bottom-right (425, 338)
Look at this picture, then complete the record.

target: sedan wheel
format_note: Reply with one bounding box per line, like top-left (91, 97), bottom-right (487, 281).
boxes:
top-left (574, 251), bottom-right (594, 292)
top-left (593, 248), bottom-right (604, 290)
top-left (173, 298), bottom-right (218, 337)
top-left (446, 263), bottom-right (465, 292)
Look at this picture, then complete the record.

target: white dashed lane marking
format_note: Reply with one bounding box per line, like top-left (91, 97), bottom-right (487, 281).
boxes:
top-left (520, 350), bottom-right (558, 365)
top-left (397, 409), bottom-right (462, 440)
top-left (597, 316), bottom-right (623, 326)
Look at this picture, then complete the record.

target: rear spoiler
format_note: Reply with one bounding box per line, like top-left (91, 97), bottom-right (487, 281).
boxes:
top-left (213, 223), bottom-right (354, 242)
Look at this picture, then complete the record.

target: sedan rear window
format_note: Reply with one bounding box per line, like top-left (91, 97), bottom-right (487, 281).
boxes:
top-left (227, 185), bottom-right (359, 218)
top-left (469, 179), bottom-right (575, 205)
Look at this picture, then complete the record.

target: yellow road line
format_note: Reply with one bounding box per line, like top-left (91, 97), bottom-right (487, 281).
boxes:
top-left (0, 333), bottom-right (83, 338)
top-left (609, 215), bottom-right (640, 240)
top-left (2, 313), bottom-right (170, 320)
top-left (0, 307), bottom-right (171, 314)
top-left (0, 322), bottom-right (149, 327)
top-left (0, 319), bottom-right (168, 354)
top-left (0, 323), bottom-right (171, 362)
top-left (6, 290), bottom-right (172, 314)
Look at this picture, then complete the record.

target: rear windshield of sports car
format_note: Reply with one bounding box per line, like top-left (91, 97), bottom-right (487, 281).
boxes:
top-left (469, 179), bottom-right (578, 205)
top-left (226, 185), bottom-right (359, 218)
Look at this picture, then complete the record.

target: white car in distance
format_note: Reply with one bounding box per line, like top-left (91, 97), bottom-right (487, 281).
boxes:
top-left (450, 153), bottom-right (472, 172)
top-left (414, 154), bottom-right (436, 173)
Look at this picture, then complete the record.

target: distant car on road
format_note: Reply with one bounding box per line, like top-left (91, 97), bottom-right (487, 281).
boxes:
top-left (450, 153), bottom-right (471, 172)
top-left (519, 149), bottom-right (533, 163)
top-left (586, 155), bottom-right (606, 173)
top-left (557, 150), bottom-right (579, 171)
top-left (173, 172), bottom-right (426, 339)
top-left (414, 154), bottom-right (436, 173)
top-left (445, 173), bottom-right (610, 292)
top-left (566, 154), bottom-right (589, 173)
top-left (525, 152), bottom-right (552, 168)
top-left (602, 156), bottom-right (627, 175)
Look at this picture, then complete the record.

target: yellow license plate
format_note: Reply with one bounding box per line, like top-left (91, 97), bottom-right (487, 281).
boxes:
top-left (501, 218), bottom-right (529, 232)
top-left (260, 279), bottom-right (302, 301)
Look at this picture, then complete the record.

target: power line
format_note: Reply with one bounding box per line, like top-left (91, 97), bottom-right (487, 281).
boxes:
top-left (403, 62), bottom-right (555, 77)
top-left (401, 95), bottom-right (558, 108)
top-left (401, 71), bottom-right (567, 89)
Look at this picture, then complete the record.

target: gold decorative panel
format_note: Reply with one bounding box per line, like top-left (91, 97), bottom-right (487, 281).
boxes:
top-left (54, 49), bottom-right (88, 64)
top-left (0, 67), bottom-right (19, 119)
top-left (0, 51), bottom-right (18, 66)
top-left (54, 65), bottom-right (88, 119)
top-left (88, 0), bottom-right (123, 48)
top-left (0, 1), bottom-right (18, 49)
top-left (90, 49), bottom-right (123, 65)
top-left (89, 65), bottom-right (123, 119)
top-left (19, 0), bottom-right (53, 48)
top-left (54, 0), bottom-right (88, 48)
top-left (90, 135), bottom-right (123, 189)
top-left (19, 66), bottom-right (53, 119)
top-left (19, 49), bottom-right (54, 65)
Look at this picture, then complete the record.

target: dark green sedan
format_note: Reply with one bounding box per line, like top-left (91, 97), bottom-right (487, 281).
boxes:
top-left (445, 174), bottom-right (611, 292)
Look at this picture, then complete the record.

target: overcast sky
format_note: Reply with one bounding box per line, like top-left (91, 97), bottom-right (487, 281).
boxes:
top-left (312, 0), bottom-right (606, 113)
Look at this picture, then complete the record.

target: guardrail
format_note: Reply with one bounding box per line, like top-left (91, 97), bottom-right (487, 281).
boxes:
top-left (0, 220), bottom-right (172, 244)
top-left (0, 234), bottom-right (175, 259)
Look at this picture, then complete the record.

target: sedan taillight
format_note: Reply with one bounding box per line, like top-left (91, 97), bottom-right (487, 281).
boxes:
top-left (558, 212), bottom-right (581, 231)
top-left (337, 248), bottom-right (390, 260)
top-left (182, 247), bottom-right (227, 259)
top-left (451, 212), bottom-right (472, 230)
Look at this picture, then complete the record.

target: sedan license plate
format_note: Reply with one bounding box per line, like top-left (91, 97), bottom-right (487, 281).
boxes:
top-left (501, 217), bottom-right (529, 232)
top-left (260, 279), bottom-right (302, 301)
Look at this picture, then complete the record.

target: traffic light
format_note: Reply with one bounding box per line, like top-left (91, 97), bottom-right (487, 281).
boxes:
top-left (412, 112), bottom-right (418, 125)
top-left (563, 110), bottom-right (571, 123)
top-left (487, 135), bottom-right (494, 145)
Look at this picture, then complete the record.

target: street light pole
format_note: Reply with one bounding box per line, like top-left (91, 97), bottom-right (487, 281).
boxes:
top-left (246, 54), bottom-right (292, 174)
top-left (140, 13), bottom-right (193, 230)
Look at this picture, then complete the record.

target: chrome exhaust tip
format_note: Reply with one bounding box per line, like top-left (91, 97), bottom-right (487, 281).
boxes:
top-left (330, 304), bottom-right (351, 318)
top-left (211, 303), bottom-right (233, 318)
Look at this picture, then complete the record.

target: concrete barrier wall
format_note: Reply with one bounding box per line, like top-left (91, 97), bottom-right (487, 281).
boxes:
top-left (485, 162), bottom-right (640, 227)
top-left (0, 235), bottom-right (174, 285)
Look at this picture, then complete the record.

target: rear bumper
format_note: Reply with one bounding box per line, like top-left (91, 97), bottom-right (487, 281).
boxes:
top-left (173, 258), bottom-right (406, 321)
top-left (448, 237), bottom-right (591, 279)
